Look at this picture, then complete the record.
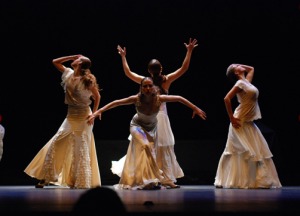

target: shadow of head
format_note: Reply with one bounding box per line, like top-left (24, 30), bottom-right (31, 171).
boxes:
top-left (72, 186), bottom-right (127, 215)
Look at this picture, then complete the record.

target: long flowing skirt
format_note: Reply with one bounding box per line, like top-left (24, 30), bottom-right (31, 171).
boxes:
top-left (113, 124), bottom-right (172, 190)
top-left (214, 122), bottom-right (282, 189)
top-left (156, 109), bottom-right (184, 182)
top-left (111, 106), bottom-right (184, 183)
top-left (24, 106), bottom-right (101, 189)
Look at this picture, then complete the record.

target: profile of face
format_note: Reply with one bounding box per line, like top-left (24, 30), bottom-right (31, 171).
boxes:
top-left (227, 63), bottom-right (247, 82)
top-left (71, 56), bottom-right (91, 70)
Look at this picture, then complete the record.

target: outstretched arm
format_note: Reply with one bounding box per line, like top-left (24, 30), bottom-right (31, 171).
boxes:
top-left (87, 95), bottom-right (137, 124)
top-left (117, 45), bottom-right (144, 84)
top-left (159, 95), bottom-right (206, 120)
top-left (166, 38), bottom-right (198, 84)
top-left (52, 55), bottom-right (82, 73)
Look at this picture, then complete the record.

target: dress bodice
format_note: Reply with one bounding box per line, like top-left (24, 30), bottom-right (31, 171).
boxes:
top-left (131, 110), bottom-right (158, 131)
top-left (61, 68), bottom-right (93, 107)
top-left (234, 79), bottom-right (261, 122)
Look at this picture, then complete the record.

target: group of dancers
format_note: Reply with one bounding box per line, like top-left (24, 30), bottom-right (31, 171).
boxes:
top-left (23, 38), bottom-right (282, 190)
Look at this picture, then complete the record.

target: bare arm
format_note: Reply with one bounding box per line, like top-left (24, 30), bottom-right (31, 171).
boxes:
top-left (90, 86), bottom-right (101, 113)
top-left (165, 38), bottom-right (198, 85)
top-left (159, 95), bottom-right (206, 120)
top-left (87, 95), bottom-right (137, 124)
top-left (86, 86), bottom-right (101, 126)
top-left (117, 45), bottom-right (144, 84)
top-left (240, 64), bottom-right (254, 83)
top-left (52, 55), bottom-right (81, 73)
top-left (224, 85), bottom-right (242, 128)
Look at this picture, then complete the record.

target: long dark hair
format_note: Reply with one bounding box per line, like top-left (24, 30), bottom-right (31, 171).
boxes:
top-left (148, 59), bottom-right (167, 94)
top-left (79, 57), bottom-right (100, 91)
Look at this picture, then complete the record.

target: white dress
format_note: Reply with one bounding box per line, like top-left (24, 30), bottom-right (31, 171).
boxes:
top-left (214, 79), bottom-right (282, 189)
top-left (113, 104), bottom-right (173, 190)
top-left (111, 102), bottom-right (184, 184)
top-left (24, 68), bottom-right (101, 189)
top-left (156, 102), bottom-right (184, 182)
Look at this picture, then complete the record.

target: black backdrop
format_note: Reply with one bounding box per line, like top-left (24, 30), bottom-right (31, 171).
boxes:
top-left (0, 0), bottom-right (299, 185)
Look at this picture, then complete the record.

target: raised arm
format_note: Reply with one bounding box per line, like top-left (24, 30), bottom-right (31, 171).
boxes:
top-left (166, 38), bottom-right (198, 83)
top-left (159, 95), bottom-right (206, 120)
top-left (52, 55), bottom-right (82, 73)
top-left (117, 45), bottom-right (144, 84)
top-left (240, 64), bottom-right (254, 83)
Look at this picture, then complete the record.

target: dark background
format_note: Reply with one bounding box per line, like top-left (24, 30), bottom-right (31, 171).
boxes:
top-left (0, 0), bottom-right (299, 186)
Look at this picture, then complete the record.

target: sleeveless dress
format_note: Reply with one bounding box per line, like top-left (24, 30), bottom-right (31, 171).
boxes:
top-left (113, 99), bottom-right (173, 190)
top-left (24, 68), bottom-right (101, 189)
top-left (111, 102), bottom-right (184, 183)
top-left (214, 79), bottom-right (282, 189)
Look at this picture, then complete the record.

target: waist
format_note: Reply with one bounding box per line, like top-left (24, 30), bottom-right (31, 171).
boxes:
top-left (67, 105), bottom-right (91, 120)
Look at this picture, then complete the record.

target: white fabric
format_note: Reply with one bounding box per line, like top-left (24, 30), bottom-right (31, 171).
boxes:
top-left (113, 109), bottom-right (173, 190)
top-left (156, 102), bottom-right (184, 182)
top-left (214, 79), bottom-right (282, 189)
top-left (24, 68), bottom-right (101, 188)
top-left (111, 102), bottom-right (184, 184)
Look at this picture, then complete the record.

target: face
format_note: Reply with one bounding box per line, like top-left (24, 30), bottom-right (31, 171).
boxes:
top-left (141, 78), bottom-right (155, 95)
top-left (232, 64), bottom-right (245, 75)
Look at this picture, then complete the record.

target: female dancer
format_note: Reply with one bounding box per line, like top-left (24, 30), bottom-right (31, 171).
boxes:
top-left (25, 54), bottom-right (101, 189)
top-left (88, 77), bottom-right (206, 190)
top-left (114, 38), bottom-right (198, 186)
top-left (214, 64), bottom-right (282, 189)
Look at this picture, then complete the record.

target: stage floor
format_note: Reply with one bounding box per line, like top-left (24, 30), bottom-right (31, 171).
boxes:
top-left (1, 185), bottom-right (300, 215)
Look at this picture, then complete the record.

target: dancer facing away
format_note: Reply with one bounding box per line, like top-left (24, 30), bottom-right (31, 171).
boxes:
top-left (87, 77), bottom-right (206, 190)
top-left (115, 38), bottom-right (198, 186)
top-left (214, 64), bottom-right (282, 189)
top-left (24, 54), bottom-right (101, 189)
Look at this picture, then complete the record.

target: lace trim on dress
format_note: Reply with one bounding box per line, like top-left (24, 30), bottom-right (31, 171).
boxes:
top-left (43, 130), bottom-right (63, 182)
top-left (70, 131), bottom-right (92, 189)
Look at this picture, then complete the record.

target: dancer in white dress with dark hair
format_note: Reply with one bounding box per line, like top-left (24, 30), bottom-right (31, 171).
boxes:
top-left (113, 38), bottom-right (198, 187)
top-left (214, 63), bottom-right (282, 189)
top-left (24, 54), bottom-right (101, 189)
top-left (88, 77), bottom-right (206, 190)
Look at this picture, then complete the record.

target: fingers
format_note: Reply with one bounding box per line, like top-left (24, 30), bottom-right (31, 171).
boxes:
top-left (199, 110), bottom-right (207, 120)
top-left (117, 45), bottom-right (126, 55)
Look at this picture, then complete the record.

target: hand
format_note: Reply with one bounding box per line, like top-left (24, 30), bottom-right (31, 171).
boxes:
top-left (231, 117), bottom-right (241, 129)
top-left (87, 113), bottom-right (97, 125)
top-left (192, 107), bottom-right (206, 120)
top-left (117, 45), bottom-right (126, 57)
top-left (184, 38), bottom-right (198, 52)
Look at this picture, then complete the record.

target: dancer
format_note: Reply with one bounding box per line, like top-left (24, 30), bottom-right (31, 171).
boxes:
top-left (24, 54), bottom-right (101, 189)
top-left (214, 63), bottom-right (282, 189)
top-left (115, 38), bottom-right (198, 185)
top-left (88, 77), bottom-right (206, 190)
